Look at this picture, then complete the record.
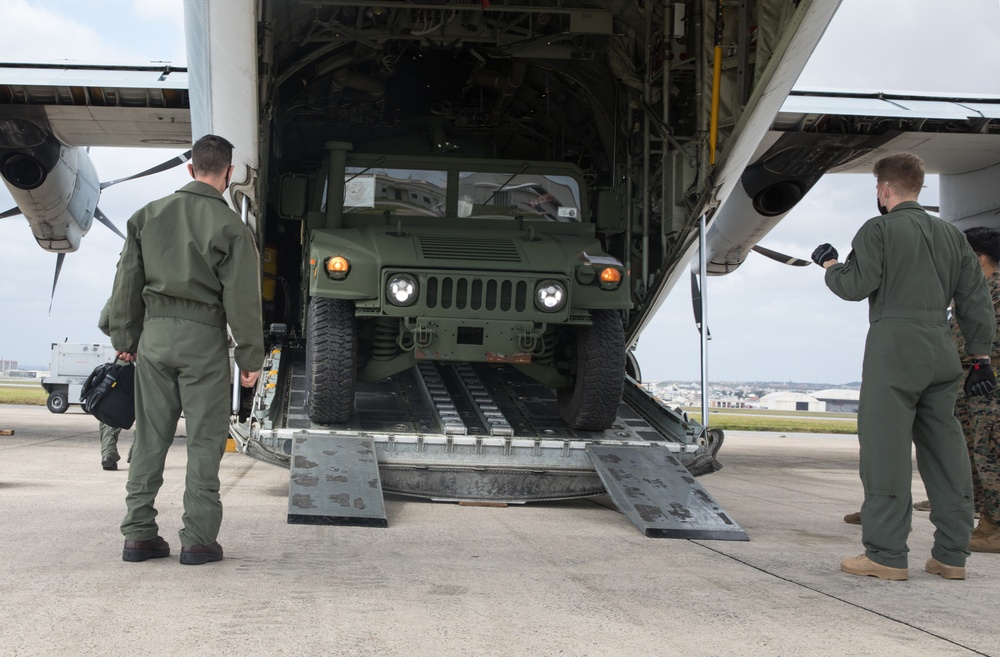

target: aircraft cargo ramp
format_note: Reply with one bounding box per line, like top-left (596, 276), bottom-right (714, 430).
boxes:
top-left (233, 347), bottom-right (745, 540)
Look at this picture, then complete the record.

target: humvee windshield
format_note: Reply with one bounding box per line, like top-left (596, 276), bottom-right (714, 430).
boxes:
top-left (342, 166), bottom-right (581, 221)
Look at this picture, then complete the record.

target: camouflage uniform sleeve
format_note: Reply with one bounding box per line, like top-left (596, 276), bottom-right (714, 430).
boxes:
top-left (109, 211), bottom-right (147, 353)
top-left (953, 246), bottom-right (996, 356)
top-left (990, 272), bottom-right (1000, 363)
top-left (220, 222), bottom-right (265, 372)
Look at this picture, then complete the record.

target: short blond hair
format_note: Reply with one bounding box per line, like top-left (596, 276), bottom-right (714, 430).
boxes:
top-left (873, 153), bottom-right (924, 196)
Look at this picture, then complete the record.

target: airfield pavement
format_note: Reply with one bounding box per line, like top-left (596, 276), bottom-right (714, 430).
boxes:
top-left (0, 404), bottom-right (997, 657)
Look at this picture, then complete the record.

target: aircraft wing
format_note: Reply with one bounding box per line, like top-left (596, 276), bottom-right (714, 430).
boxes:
top-left (0, 63), bottom-right (190, 147)
top-left (700, 89), bottom-right (1000, 278)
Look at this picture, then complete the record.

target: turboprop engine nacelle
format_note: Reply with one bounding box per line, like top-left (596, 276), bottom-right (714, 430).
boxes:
top-left (0, 125), bottom-right (100, 253)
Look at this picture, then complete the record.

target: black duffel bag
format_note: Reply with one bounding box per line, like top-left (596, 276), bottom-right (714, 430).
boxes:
top-left (81, 362), bottom-right (135, 430)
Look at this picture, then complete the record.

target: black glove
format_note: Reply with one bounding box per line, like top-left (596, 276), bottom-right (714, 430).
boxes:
top-left (964, 359), bottom-right (997, 397)
top-left (811, 243), bottom-right (838, 266)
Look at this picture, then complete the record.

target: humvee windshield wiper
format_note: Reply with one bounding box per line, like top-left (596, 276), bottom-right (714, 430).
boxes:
top-left (481, 162), bottom-right (529, 207)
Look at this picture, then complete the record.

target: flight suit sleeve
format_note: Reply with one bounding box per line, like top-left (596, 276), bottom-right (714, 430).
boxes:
top-left (952, 245), bottom-right (995, 356)
top-left (98, 299), bottom-right (111, 337)
top-left (109, 212), bottom-right (147, 353)
top-left (220, 223), bottom-right (265, 372)
top-left (823, 220), bottom-right (884, 302)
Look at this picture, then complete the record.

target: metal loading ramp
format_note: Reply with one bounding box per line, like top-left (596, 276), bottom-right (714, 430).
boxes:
top-left (287, 435), bottom-right (388, 527)
top-left (587, 444), bottom-right (748, 540)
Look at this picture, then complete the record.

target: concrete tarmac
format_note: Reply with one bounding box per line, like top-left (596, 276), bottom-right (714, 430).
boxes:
top-left (0, 405), bottom-right (997, 657)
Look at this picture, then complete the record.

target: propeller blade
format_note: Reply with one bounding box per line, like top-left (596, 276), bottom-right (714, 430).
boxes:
top-left (100, 149), bottom-right (192, 190)
top-left (49, 252), bottom-right (65, 316)
top-left (690, 271), bottom-right (711, 338)
top-left (93, 206), bottom-right (126, 240)
top-left (752, 244), bottom-right (811, 267)
top-left (0, 205), bottom-right (23, 219)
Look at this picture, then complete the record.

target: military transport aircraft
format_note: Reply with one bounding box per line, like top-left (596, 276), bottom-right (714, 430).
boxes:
top-left (3, 0), bottom-right (1000, 535)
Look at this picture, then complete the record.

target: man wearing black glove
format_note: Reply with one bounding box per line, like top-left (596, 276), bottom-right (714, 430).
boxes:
top-left (965, 358), bottom-right (997, 397)
top-left (817, 153), bottom-right (995, 583)
top-left (811, 243), bottom-right (838, 267)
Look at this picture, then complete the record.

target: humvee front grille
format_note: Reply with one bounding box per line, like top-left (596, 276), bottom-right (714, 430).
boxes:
top-left (418, 236), bottom-right (521, 262)
top-left (426, 276), bottom-right (529, 313)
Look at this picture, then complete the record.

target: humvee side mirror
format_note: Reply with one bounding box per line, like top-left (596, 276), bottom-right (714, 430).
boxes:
top-left (595, 189), bottom-right (623, 232)
top-left (278, 174), bottom-right (308, 219)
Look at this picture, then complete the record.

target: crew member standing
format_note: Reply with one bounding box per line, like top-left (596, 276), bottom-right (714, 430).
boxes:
top-left (952, 227), bottom-right (1000, 553)
top-left (110, 134), bottom-right (264, 566)
top-left (812, 152), bottom-right (996, 581)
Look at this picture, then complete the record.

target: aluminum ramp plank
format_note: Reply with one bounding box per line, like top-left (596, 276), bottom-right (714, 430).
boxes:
top-left (287, 435), bottom-right (388, 527)
top-left (587, 444), bottom-right (748, 540)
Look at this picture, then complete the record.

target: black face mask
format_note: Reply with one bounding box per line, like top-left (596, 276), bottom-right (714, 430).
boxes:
top-left (877, 197), bottom-right (888, 215)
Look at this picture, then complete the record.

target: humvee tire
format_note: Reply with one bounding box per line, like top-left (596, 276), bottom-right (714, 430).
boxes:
top-left (305, 297), bottom-right (357, 424)
top-left (557, 310), bottom-right (625, 430)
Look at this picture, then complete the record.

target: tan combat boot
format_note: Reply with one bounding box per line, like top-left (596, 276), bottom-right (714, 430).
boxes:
top-left (926, 557), bottom-right (966, 580)
top-left (972, 516), bottom-right (996, 539)
top-left (970, 517), bottom-right (1000, 553)
top-left (841, 554), bottom-right (908, 580)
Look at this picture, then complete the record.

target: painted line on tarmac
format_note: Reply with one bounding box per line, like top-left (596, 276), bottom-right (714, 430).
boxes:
top-left (691, 541), bottom-right (991, 657)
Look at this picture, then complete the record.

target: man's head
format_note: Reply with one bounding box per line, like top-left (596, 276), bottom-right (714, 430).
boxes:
top-left (964, 226), bottom-right (1000, 268)
top-left (873, 153), bottom-right (925, 210)
top-left (188, 134), bottom-right (234, 192)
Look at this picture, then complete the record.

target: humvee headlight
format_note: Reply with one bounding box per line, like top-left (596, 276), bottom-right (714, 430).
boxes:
top-left (325, 256), bottom-right (350, 280)
top-left (386, 274), bottom-right (418, 306)
top-left (599, 267), bottom-right (622, 289)
top-left (534, 280), bottom-right (567, 312)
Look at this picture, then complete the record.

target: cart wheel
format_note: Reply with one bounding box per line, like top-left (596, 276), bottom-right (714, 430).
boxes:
top-left (46, 389), bottom-right (69, 414)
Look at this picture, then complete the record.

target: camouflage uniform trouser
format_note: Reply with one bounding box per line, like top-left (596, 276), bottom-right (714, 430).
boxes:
top-left (955, 392), bottom-right (1000, 524)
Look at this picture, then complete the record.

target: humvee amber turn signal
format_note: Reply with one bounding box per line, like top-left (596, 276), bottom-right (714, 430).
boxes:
top-left (325, 256), bottom-right (350, 280)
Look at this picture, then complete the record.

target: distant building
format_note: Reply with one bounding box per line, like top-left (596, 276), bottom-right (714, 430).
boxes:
top-left (6, 370), bottom-right (40, 379)
top-left (813, 388), bottom-right (860, 414)
top-left (1, 358), bottom-right (17, 374)
top-left (759, 391), bottom-right (825, 412)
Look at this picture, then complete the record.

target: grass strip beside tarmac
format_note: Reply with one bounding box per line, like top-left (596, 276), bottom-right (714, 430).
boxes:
top-left (0, 385), bottom-right (48, 406)
top-left (685, 411), bottom-right (857, 434)
top-left (1, 384), bottom-right (860, 433)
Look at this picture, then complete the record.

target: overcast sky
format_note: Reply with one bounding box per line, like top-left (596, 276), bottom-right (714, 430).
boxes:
top-left (1, 0), bottom-right (998, 385)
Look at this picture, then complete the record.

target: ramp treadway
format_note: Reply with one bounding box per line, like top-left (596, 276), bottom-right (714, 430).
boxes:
top-left (587, 444), bottom-right (748, 540)
top-left (287, 435), bottom-right (388, 527)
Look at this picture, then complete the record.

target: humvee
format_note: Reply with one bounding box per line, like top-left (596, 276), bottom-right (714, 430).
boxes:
top-left (281, 143), bottom-right (630, 430)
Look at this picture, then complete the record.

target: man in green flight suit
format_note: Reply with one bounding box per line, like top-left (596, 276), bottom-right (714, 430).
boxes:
top-left (812, 153), bottom-right (996, 581)
top-left (110, 134), bottom-right (265, 566)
